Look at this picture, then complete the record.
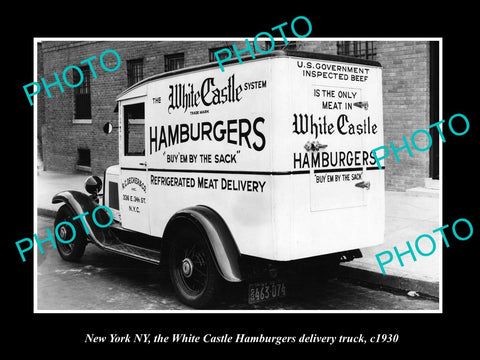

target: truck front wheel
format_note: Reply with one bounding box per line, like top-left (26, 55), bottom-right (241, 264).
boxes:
top-left (54, 205), bottom-right (87, 261)
top-left (168, 226), bottom-right (222, 308)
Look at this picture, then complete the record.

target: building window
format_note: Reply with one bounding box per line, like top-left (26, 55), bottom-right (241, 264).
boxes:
top-left (123, 103), bottom-right (145, 156)
top-left (74, 66), bottom-right (91, 119)
top-left (127, 58), bottom-right (144, 87)
top-left (165, 53), bottom-right (184, 72)
top-left (209, 46), bottom-right (233, 62)
top-left (76, 148), bottom-right (91, 172)
top-left (337, 41), bottom-right (377, 60)
top-left (72, 66), bottom-right (92, 119)
top-left (265, 40), bottom-right (296, 52)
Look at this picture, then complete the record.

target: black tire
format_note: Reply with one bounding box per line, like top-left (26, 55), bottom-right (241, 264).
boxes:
top-left (54, 205), bottom-right (87, 262)
top-left (168, 225), bottom-right (222, 308)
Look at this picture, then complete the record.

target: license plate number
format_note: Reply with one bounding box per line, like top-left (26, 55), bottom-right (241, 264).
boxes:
top-left (248, 280), bottom-right (286, 304)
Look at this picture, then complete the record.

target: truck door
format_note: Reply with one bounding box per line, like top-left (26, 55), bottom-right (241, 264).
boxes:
top-left (118, 97), bottom-right (150, 234)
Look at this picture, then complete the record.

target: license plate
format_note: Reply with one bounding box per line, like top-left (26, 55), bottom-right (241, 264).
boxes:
top-left (248, 280), bottom-right (286, 304)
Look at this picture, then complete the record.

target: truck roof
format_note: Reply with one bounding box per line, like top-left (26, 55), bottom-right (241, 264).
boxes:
top-left (116, 49), bottom-right (382, 101)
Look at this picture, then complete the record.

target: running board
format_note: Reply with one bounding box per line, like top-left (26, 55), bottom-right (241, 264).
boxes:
top-left (90, 222), bottom-right (161, 265)
top-left (103, 241), bottom-right (161, 265)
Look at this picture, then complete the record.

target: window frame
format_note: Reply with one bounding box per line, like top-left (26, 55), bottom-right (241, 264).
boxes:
top-left (127, 58), bottom-right (144, 87)
top-left (164, 53), bottom-right (185, 72)
top-left (123, 102), bottom-right (146, 157)
top-left (209, 46), bottom-right (234, 62)
top-left (76, 147), bottom-right (91, 172)
top-left (337, 41), bottom-right (377, 60)
top-left (73, 65), bottom-right (92, 120)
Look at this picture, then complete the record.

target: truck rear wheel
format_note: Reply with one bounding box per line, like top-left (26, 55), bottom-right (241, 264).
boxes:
top-left (54, 205), bottom-right (87, 262)
top-left (168, 226), bottom-right (221, 308)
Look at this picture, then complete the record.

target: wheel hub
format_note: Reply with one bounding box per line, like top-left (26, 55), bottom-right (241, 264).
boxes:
top-left (181, 258), bottom-right (194, 278)
top-left (59, 225), bottom-right (68, 239)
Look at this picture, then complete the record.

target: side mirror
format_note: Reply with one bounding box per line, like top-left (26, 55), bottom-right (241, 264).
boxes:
top-left (103, 122), bottom-right (114, 134)
top-left (84, 175), bottom-right (103, 195)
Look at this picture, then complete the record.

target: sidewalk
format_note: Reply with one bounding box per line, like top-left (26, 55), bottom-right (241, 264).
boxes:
top-left (36, 170), bottom-right (440, 298)
top-left (339, 190), bottom-right (440, 298)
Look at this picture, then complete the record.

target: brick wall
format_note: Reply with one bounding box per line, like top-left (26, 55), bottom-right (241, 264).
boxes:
top-left (377, 41), bottom-right (430, 191)
top-left (39, 40), bottom-right (434, 191)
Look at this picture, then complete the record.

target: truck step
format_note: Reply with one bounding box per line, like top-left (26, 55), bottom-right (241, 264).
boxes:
top-left (103, 241), bottom-right (161, 265)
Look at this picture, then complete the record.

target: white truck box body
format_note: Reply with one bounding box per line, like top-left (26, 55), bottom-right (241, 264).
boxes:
top-left (116, 51), bottom-right (384, 262)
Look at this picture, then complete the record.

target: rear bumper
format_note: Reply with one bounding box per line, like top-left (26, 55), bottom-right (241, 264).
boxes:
top-left (239, 249), bottom-right (362, 282)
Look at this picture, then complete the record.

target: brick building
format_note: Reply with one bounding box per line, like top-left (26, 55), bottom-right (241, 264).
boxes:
top-left (37, 40), bottom-right (439, 191)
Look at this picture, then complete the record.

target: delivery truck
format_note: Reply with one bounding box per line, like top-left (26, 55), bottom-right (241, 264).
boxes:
top-left (52, 49), bottom-right (385, 308)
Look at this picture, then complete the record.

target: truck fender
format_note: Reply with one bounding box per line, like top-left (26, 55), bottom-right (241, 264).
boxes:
top-left (51, 190), bottom-right (107, 244)
top-left (163, 205), bottom-right (242, 283)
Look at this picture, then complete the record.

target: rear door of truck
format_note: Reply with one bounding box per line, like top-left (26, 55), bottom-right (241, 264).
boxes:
top-left (290, 56), bottom-right (383, 212)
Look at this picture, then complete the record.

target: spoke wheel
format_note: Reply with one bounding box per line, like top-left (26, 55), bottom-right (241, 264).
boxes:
top-left (54, 205), bottom-right (87, 262)
top-left (56, 222), bottom-right (75, 256)
top-left (168, 226), bottom-right (221, 308)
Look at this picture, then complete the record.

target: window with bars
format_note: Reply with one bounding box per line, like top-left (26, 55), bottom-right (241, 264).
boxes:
top-left (164, 53), bottom-right (184, 72)
top-left (127, 58), bottom-right (144, 86)
top-left (209, 46), bottom-right (233, 62)
top-left (337, 41), bottom-right (377, 60)
top-left (74, 66), bottom-right (91, 119)
top-left (265, 40), bottom-right (296, 51)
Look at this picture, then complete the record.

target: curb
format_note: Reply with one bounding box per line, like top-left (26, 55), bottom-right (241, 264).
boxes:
top-left (36, 206), bottom-right (440, 299)
top-left (338, 264), bottom-right (439, 299)
top-left (37, 208), bottom-right (57, 218)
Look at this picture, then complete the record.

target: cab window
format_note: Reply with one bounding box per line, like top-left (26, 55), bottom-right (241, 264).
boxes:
top-left (124, 103), bottom-right (145, 156)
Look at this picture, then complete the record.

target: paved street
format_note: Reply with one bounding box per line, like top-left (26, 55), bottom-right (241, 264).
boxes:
top-left (36, 215), bottom-right (438, 311)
